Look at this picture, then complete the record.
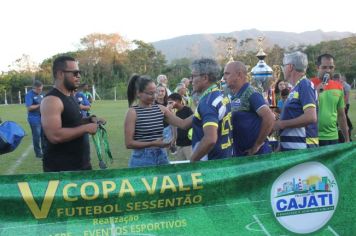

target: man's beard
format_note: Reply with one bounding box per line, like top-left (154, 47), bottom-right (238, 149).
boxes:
top-left (63, 76), bottom-right (78, 91)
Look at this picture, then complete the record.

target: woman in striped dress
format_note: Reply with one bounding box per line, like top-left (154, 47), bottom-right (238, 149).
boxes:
top-left (124, 74), bottom-right (191, 168)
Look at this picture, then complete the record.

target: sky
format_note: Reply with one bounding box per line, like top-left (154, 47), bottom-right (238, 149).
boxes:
top-left (1, 0), bottom-right (355, 72)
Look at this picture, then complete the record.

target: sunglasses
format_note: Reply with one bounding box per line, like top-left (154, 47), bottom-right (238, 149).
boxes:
top-left (62, 70), bottom-right (81, 77)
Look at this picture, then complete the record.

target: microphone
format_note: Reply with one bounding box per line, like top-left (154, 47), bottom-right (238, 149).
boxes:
top-left (320, 73), bottom-right (330, 92)
top-left (322, 73), bottom-right (330, 85)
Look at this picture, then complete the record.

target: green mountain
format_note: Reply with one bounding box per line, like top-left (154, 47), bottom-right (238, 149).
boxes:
top-left (152, 29), bottom-right (354, 61)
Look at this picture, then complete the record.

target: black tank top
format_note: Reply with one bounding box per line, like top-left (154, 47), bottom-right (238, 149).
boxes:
top-left (43, 88), bottom-right (88, 171)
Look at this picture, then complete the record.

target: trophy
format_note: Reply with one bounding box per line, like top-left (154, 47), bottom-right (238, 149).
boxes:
top-left (250, 36), bottom-right (273, 99)
top-left (226, 42), bottom-right (235, 63)
top-left (270, 64), bottom-right (282, 88)
top-left (220, 38), bottom-right (236, 94)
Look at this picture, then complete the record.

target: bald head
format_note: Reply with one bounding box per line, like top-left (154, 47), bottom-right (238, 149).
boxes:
top-left (226, 61), bottom-right (247, 75)
top-left (224, 61), bottom-right (248, 93)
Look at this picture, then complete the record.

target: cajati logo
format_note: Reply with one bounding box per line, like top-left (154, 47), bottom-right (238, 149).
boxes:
top-left (271, 162), bottom-right (338, 234)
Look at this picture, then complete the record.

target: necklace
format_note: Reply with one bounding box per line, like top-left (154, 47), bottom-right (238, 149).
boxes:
top-left (199, 84), bottom-right (219, 99)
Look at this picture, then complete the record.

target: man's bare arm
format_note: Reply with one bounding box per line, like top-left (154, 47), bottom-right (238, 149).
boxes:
top-left (41, 96), bottom-right (98, 144)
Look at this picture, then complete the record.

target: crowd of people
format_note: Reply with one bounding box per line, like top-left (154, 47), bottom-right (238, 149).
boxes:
top-left (124, 52), bottom-right (352, 168)
top-left (24, 52), bottom-right (352, 172)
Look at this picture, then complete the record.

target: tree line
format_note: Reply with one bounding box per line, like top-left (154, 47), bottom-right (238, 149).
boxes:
top-left (1, 33), bottom-right (355, 103)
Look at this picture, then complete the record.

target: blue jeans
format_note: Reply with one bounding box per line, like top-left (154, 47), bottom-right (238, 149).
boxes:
top-left (129, 148), bottom-right (169, 168)
top-left (29, 122), bottom-right (44, 157)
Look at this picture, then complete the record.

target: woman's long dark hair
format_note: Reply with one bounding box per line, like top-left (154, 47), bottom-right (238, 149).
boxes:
top-left (274, 79), bottom-right (285, 94)
top-left (127, 74), bottom-right (154, 107)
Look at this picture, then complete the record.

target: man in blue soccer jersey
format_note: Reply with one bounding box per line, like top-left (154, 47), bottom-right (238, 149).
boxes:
top-left (190, 58), bottom-right (233, 162)
top-left (224, 61), bottom-right (275, 156)
top-left (73, 88), bottom-right (92, 166)
top-left (273, 51), bottom-right (318, 151)
top-left (25, 80), bottom-right (44, 158)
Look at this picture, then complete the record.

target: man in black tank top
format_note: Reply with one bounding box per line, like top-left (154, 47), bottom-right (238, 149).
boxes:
top-left (41, 56), bottom-right (100, 172)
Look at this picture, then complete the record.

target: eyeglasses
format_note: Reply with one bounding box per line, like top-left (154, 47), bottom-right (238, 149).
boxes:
top-left (143, 91), bottom-right (156, 97)
top-left (190, 73), bottom-right (206, 81)
top-left (62, 70), bottom-right (81, 77)
top-left (320, 66), bottom-right (334, 70)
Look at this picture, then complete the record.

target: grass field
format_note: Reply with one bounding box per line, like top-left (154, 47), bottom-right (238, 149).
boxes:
top-left (0, 100), bottom-right (131, 175)
top-left (1, 91), bottom-right (356, 175)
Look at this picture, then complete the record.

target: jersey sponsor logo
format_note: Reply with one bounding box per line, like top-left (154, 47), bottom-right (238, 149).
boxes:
top-left (230, 99), bottom-right (241, 112)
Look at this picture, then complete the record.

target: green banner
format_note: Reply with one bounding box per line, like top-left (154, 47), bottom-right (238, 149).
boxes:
top-left (0, 143), bottom-right (355, 235)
